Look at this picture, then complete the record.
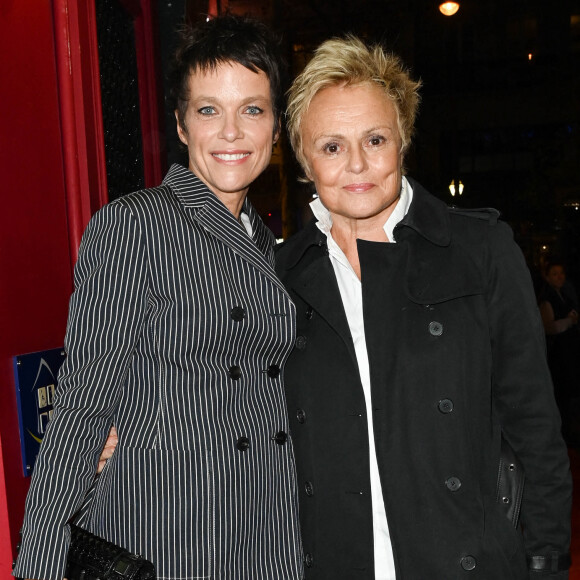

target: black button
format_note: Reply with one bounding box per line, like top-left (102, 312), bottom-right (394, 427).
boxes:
top-left (231, 306), bottom-right (245, 322)
top-left (502, 496), bottom-right (510, 504)
top-left (267, 364), bottom-right (280, 378)
top-left (438, 398), bottom-right (454, 413)
top-left (236, 436), bottom-right (250, 451)
top-left (306, 306), bottom-right (314, 320)
top-left (305, 481), bottom-right (314, 496)
top-left (460, 555), bottom-right (476, 571)
top-left (229, 366), bottom-right (242, 380)
top-left (429, 321), bottom-right (443, 336)
top-left (296, 409), bottom-right (306, 424)
top-left (273, 431), bottom-right (287, 445)
top-left (295, 335), bottom-right (307, 350)
top-left (305, 553), bottom-right (314, 568)
top-left (445, 477), bottom-right (462, 491)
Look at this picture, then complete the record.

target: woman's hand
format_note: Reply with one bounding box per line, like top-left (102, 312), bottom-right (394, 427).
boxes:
top-left (567, 309), bottom-right (578, 325)
top-left (97, 426), bottom-right (118, 474)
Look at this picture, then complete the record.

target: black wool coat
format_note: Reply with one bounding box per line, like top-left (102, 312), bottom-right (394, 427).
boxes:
top-left (275, 179), bottom-right (571, 580)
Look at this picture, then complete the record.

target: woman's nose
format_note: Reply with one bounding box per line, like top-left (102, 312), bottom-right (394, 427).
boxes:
top-left (219, 114), bottom-right (243, 141)
top-left (347, 146), bottom-right (367, 174)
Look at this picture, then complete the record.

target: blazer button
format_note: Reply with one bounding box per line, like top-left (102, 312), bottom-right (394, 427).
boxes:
top-left (305, 481), bottom-right (314, 496)
top-left (295, 335), bottom-right (307, 350)
top-left (305, 553), bottom-right (314, 568)
top-left (273, 431), bottom-right (288, 445)
top-left (438, 398), bottom-right (454, 413)
top-left (229, 366), bottom-right (242, 380)
top-left (296, 409), bottom-right (307, 424)
top-left (231, 306), bottom-right (245, 322)
top-left (445, 477), bottom-right (462, 491)
top-left (460, 555), bottom-right (476, 571)
top-left (267, 364), bottom-right (280, 378)
top-left (236, 436), bottom-right (250, 452)
top-left (306, 306), bottom-right (314, 320)
top-left (429, 321), bottom-right (443, 336)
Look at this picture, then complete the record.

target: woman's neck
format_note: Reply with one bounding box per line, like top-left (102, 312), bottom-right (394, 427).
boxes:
top-left (330, 214), bottom-right (389, 280)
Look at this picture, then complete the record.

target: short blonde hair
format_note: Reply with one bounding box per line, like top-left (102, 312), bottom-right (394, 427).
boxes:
top-left (286, 35), bottom-right (421, 177)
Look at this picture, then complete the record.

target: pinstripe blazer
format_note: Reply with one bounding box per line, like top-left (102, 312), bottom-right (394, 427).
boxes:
top-left (13, 164), bottom-right (304, 580)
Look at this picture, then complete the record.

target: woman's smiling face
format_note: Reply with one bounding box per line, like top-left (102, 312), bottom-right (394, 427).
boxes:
top-left (301, 82), bottom-right (403, 228)
top-left (176, 61), bottom-right (278, 212)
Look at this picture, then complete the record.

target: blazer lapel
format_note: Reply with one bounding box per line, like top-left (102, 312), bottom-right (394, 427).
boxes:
top-left (165, 164), bottom-right (288, 296)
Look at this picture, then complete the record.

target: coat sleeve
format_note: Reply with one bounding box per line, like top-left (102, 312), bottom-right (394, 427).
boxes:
top-left (12, 201), bottom-right (149, 580)
top-left (486, 221), bottom-right (572, 578)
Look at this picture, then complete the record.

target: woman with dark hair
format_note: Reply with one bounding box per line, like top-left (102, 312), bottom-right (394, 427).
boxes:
top-left (13, 15), bottom-right (303, 580)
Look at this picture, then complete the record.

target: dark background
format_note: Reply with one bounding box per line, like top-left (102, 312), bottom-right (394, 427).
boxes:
top-left (156, 0), bottom-right (580, 289)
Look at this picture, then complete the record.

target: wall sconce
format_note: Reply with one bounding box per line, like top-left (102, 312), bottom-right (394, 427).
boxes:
top-left (449, 179), bottom-right (464, 196)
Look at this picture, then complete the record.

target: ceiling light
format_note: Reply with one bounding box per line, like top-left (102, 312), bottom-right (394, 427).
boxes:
top-left (439, 2), bottom-right (460, 16)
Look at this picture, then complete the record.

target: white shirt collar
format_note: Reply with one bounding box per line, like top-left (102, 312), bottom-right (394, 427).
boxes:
top-left (310, 175), bottom-right (413, 243)
top-left (239, 211), bottom-right (253, 237)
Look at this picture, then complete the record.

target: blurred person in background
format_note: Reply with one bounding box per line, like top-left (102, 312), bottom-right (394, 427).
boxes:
top-left (539, 259), bottom-right (580, 444)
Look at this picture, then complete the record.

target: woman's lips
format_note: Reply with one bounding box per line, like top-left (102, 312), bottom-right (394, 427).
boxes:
top-left (212, 152), bottom-right (250, 162)
top-left (343, 183), bottom-right (374, 192)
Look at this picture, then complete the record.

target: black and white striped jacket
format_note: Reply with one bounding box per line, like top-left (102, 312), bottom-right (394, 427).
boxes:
top-left (13, 164), bottom-right (304, 580)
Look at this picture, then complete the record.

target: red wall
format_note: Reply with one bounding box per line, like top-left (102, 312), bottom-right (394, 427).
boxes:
top-left (0, 0), bottom-right (74, 572)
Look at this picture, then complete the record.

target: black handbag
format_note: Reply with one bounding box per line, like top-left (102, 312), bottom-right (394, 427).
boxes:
top-left (65, 524), bottom-right (156, 580)
top-left (496, 436), bottom-right (525, 528)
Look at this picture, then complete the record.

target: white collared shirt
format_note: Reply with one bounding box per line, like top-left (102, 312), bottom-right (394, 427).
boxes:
top-left (310, 177), bottom-right (413, 580)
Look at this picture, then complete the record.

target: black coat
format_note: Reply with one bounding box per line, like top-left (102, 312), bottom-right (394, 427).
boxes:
top-left (276, 179), bottom-right (571, 580)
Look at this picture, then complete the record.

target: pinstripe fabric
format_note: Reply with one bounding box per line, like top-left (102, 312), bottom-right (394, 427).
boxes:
top-left (13, 164), bottom-right (304, 580)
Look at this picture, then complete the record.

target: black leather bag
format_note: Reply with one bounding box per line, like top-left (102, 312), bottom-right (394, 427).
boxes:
top-left (496, 437), bottom-right (525, 528)
top-left (65, 524), bottom-right (156, 580)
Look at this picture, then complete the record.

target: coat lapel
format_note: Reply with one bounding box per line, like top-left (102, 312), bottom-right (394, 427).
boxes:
top-left (279, 224), bottom-right (358, 367)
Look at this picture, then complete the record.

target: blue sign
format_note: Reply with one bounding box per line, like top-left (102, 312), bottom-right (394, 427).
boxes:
top-left (13, 348), bottom-right (66, 476)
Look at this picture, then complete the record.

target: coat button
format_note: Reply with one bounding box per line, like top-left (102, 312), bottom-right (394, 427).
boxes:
top-left (273, 431), bottom-right (287, 445)
top-left (460, 555), bottom-right (476, 571)
top-left (305, 553), bottom-right (314, 568)
top-left (445, 476), bottom-right (462, 491)
top-left (229, 366), bottom-right (242, 380)
top-left (305, 481), bottom-right (314, 496)
top-left (231, 306), bottom-right (245, 322)
top-left (296, 409), bottom-right (306, 424)
top-left (295, 335), bottom-right (307, 350)
top-left (236, 436), bottom-right (250, 451)
top-left (429, 321), bottom-right (443, 336)
top-left (306, 306), bottom-right (314, 320)
top-left (438, 398), bottom-right (454, 413)
top-left (267, 364), bottom-right (280, 378)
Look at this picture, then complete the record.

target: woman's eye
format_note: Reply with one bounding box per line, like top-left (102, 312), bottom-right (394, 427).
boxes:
top-left (368, 135), bottom-right (385, 146)
top-left (246, 106), bottom-right (263, 115)
top-left (198, 106), bottom-right (215, 115)
top-left (323, 143), bottom-right (340, 154)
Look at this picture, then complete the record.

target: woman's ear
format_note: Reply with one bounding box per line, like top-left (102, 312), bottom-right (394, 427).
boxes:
top-left (175, 110), bottom-right (188, 146)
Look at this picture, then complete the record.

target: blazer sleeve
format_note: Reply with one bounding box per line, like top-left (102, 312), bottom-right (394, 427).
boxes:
top-left (486, 221), bottom-right (572, 578)
top-left (13, 201), bottom-right (149, 580)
